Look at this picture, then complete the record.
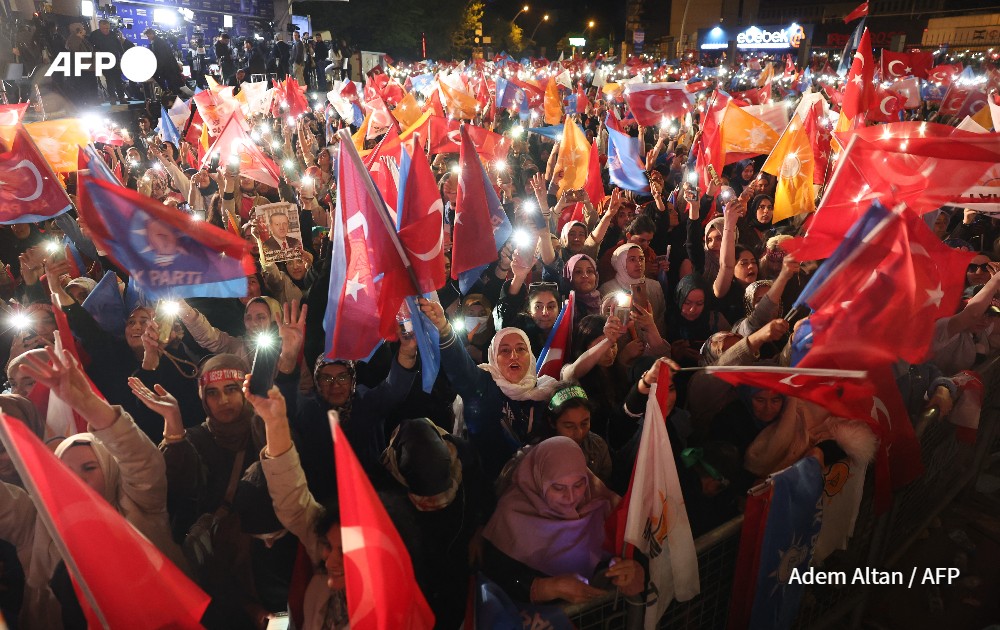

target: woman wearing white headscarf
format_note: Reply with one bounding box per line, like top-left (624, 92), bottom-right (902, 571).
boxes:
top-left (0, 345), bottom-right (185, 629)
top-left (419, 298), bottom-right (560, 479)
top-left (598, 243), bottom-right (667, 337)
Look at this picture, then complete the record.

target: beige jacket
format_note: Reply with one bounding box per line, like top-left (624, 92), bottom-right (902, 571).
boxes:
top-left (0, 408), bottom-right (186, 629)
top-left (261, 445), bottom-right (339, 629)
top-left (180, 307), bottom-right (252, 365)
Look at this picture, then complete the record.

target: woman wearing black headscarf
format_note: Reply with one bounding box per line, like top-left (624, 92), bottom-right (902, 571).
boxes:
top-left (666, 274), bottom-right (730, 368)
top-left (738, 194), bottom-right (775, 258)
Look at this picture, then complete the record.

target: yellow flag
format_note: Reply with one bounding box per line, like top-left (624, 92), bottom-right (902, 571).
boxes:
top-left (757, 63), bottom-right (775, 87)
top-left (439, 82), bottom-right (478, 120)
top-left (544, 78), bottom-right (562, 125)
top-left (392, 92), bottom-right (423, 129)
top-left (555, 115), bottom-right (591, 194)
top-left (971, 103), bottom-right (993, 131)
top-left (761, 114), bottom-right (815, 222)
top-left (0, 119), bottom-right (91, 173)
top-left (352, 111), bottom-right (371, 150)
top-left (206, 75), bottom-right (222, 92)
top-left (720, 103), bottom-right (780, 160)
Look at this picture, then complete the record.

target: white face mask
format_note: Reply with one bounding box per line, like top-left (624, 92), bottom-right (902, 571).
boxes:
top-left (464, 316), bottom-right (488, 332)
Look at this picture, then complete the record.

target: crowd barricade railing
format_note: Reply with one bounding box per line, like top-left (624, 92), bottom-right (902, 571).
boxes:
top-left (564, 355), bottom-right (1000, 629)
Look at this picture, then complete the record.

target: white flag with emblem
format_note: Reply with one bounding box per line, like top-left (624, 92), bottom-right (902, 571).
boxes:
top-left (624, 362), bottom-right (699, 629)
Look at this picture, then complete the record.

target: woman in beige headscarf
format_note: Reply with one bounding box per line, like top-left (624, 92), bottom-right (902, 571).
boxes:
top-left (0, 344), bottom-right (186, 628)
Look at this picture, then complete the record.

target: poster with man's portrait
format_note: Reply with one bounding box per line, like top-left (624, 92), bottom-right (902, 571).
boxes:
top-left (255, 203), bottom-right (303, 264)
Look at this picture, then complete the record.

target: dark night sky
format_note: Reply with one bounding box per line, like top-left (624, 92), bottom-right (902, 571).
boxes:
top-left (484, 0), bottom-right (626, 51)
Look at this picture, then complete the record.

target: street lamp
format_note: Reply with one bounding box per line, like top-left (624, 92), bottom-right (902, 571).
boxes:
top-left (529, 13), bottom-right (549, 41)
top-left (510, 4), bottom-right (529, 26)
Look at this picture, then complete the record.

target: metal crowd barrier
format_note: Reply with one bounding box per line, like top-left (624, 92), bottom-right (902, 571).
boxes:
top-left (564, 356), bottom-right (1000, 630)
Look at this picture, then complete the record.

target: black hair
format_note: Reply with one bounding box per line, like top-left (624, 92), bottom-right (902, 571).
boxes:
top-left (734, 244), bottom-right (756, 265)
top-left (313, 497), bottom-right (342, 539)
top-left (526, 284), bottom-right (563, 312)
top-left (626, 214), bottom-right (656, 237)
top-left (546, 383), bottom-right (593, 428)
top-left (572, 314), bottom-right (607, 360)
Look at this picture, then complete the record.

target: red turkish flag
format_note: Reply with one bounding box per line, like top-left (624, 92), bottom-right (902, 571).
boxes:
top-left (889, 77), bottom-right (922, 109)
top-left (279, 77), bottom-right (310, 117)
top-left (623, 82), bottom-right (693, 126)
top-left (331, 412), bottom-right (435, 629)
top-left (366, 129), bottom-right (402, 216)
top-left (0, 416), bottom-right (211, 627)
top-left (202, 115), bottom-right (281, 188)
top-left (954, 86), bottom-right (989, 120)
top-left (0, 103), bottom-right (29, 126)
top-left (425, 116), bottom-right (508, 161)
top-left (730, 83), bottom-right (771, 106)
top-left (806, 205), bottom-right (973, 367)
top-left (706, 366), bottom-right (875, 420)
top-left (693, 90), bottom-right (730, 195)
top-left (843, 0), bottom-right (869, 22)
top-left (0, 126), bottom-right (73, 224)
top-left (804, 98), bottom-right (832, 185)
top-left (938, 84), bottom-right (976, 117)
top-left (907, 51), bottom-right (935, 79)
top-left (841, 29), bottom-right (875, 122)
top-left (399, 137), bottom-right (446, 294)
top-left (868, 85), bottom-right (904, 122)
top-left (927, 63), bottom-right (962, 87)
top-left (805, 123), bottom-right (1000, 259)
top-left (796, 349), bottom-right (922, 512)
top-left (510, 77), bottom-right (545, 111)
top-left (881, 50), bottom-right (914, 80)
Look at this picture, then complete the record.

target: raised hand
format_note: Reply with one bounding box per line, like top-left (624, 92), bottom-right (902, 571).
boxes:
top-left (417, 297), bottom-right (449, 334)
top-left (127, 377), bottom-right (182, 428)
top-left (242, 375), bottom-right (288, 426)
top-left (20, 335), bottom-right (115, 428)
top-left (603, 314), bottom-right (625, 344)
top-left (276, 299), bottom-right (307, 373)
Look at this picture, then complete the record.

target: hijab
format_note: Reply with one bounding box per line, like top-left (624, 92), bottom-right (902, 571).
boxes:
top-left (382, 418), bottom-right (463, 512)
top-left (480, 328), bottom-right (559, 402)
top-left (314, 357), bottom-right (357, 423)
top-left (55, 434), bottom-right (122, 508)
top-left (743, 279), bottom-right (774, 318)
top-left (564, 253), bottom-right (601, 312)
top-left (483, 436), bottom-right (617, 577)
top-left (704, 216), bottom-right (737, 249)
top-left (611, 243), bottom-right (643, 288)
top-left (748, 194), bottom-right (774, 231)
top-left (198, 353), bottom-right (261, 452)
top-left (560, 221), bottom-right (588, 253)
top-left (668, 273), bottom-right (715, 343)
top-left (0, 394), bottom-right (45, 440)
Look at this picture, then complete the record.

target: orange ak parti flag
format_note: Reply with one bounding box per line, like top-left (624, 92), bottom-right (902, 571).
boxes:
top-left (392, 91), bottom-right (424, 129)
top-left (762, 113), bottom-right (816, 222)
top-left (331, 410), bottom-right (435, 630)
top-left (0, 416), bottom-right (211, 628)
top-left (554, 114), bottom-right (591, 194)
top-left (543, 77), bottom-right (563, 125)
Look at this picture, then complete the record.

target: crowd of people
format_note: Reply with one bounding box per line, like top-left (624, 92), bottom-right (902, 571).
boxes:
top-left (0, 26), bottom-right (997, 629)
top-left (4, 15), bottom-right (353, 106)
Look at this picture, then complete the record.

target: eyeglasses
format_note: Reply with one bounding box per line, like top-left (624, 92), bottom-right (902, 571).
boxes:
top-left (318, 374), bottom-right (352, 385)
top-left (497, 346), bottom-right (530, 359)
top-left (968, 263), bottom-right (991, 273)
